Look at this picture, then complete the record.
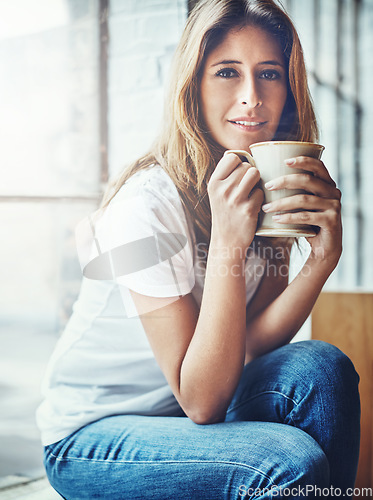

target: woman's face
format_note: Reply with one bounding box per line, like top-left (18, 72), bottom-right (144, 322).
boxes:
top-left (199, 25), bottom-right (288, 152)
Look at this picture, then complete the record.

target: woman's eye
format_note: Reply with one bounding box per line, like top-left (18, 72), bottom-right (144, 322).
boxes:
top-left (215, 68), bottom-right (238, 79)
top-left (260, 70), bottom-right (281, 80)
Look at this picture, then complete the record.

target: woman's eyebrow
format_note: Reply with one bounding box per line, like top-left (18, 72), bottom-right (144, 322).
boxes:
top-left (258, 60), bottom-right (284, 67)
top-left (211, 59), bottom-right (242, 67)
top-left (211, 59), bottom-right (284, 68)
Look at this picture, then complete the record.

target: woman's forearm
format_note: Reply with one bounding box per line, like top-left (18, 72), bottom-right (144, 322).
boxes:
top-left (179, 238), bottom-right (248, 424)
top-left (176, 152), bottom-right (264, 423)
top-left (245, 255), bottom-right (338, 362)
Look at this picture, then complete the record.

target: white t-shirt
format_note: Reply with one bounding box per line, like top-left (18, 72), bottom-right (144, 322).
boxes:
top-left (36, 165), bottom-right (265, 446)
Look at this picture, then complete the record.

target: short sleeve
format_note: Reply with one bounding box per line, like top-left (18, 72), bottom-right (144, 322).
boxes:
top-left (75, 167), bottom-right (195, 316)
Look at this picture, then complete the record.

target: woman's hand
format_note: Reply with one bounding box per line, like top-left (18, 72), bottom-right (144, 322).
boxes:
top-left (207, 152), bottom-right (264, 251)
top-left (261, 156), bottom-right (342, 267)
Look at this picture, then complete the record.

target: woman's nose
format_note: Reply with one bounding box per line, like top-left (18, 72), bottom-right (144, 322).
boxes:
top-left (240, 78), bottom-right (262, 108)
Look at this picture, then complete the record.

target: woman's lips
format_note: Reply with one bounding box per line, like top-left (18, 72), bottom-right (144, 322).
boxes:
top-left (228, 119), bottom-right (267, 131)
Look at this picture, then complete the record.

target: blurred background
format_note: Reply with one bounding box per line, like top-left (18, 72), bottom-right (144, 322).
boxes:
top-left (0, 0), bottom-right (372, 491)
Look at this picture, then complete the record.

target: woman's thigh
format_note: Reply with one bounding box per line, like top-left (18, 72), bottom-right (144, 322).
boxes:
top-left (45, 415), bottom-right (328, 499)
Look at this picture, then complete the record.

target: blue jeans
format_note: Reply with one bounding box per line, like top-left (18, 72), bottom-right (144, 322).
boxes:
top-left (44, 340), bottom-right (360, 499)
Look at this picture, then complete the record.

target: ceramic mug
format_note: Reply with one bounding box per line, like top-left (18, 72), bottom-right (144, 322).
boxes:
top-left (226, 141), bottom-right (325, 237)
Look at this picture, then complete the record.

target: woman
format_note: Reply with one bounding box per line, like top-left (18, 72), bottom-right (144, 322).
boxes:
top-left (38, 0), bottom-right (360, 498)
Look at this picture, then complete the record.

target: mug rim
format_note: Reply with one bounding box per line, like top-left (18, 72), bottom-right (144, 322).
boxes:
top-left (250, 140), bottom-right (325, 151)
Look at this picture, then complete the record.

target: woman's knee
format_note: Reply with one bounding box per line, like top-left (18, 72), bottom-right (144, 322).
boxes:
top-left (293, 340), bottom-right (359, 391)
top-left (281, 340), bottom-right (361, 427)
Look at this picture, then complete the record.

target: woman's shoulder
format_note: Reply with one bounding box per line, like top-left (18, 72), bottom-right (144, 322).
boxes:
top-left (107, 165), bottom-right (189, 232)
top-left (115, 165), bottom-right (180, 206)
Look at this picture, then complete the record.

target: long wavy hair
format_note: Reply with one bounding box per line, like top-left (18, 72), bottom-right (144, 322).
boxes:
top-left (101, 0), bottom-right (318, 247)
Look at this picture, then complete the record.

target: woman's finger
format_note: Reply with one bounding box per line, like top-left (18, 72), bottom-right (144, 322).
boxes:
top-left (262, 193), bottom-right (339, 214)
top-left (246, 186), bottom-right (265, 210)
top-left (225, 161), bottom-right (251, 185)
top-left (271, 208), bottom-right (341, 230)
top-left (236, 166), bottom-right (261, 200)
top-left (209, 152), bottom-right (244, 182)
top-left (266, 173), bottom-right (341, 200)
top-left (285, 156), bottom-right (336, 186)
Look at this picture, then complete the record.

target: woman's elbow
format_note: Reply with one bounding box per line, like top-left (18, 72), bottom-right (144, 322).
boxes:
top-left (186, 406), bottom-right (226, 425)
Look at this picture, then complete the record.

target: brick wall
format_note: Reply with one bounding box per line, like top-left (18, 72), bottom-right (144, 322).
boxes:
top-left (107, 0), bottom-right (187, 178)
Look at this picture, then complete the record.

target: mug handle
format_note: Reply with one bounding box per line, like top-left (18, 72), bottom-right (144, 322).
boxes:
top-left (225, 149), bottom-right (256, 167)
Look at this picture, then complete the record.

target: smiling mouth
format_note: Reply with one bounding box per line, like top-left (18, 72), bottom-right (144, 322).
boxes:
top-left (229, 120), bottom-right (267, 127)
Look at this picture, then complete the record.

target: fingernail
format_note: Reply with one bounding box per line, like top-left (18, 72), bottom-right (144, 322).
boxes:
top-left (285, 158), bottom-right (296, 166)
top-left (272, 214), bottom-right (282, 221)
top-left (265, 181), bottom-right (275, 190)
top-left (262, 203), bottom-right (272, 212)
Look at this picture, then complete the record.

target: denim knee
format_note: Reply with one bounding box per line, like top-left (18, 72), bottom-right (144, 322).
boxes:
top-left (294, 340), bottom-right (360, 392)
top-left (285, 340), bottom-right (361, 436)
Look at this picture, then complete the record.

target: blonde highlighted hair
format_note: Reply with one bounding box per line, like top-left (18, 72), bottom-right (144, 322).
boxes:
top-left (102, 0), bottom-right (318, 246)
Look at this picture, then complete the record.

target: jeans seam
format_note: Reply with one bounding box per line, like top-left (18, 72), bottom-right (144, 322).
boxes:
top-left (226, 390), bottom-right (299, 414)
top-left (284, 390), bottom-right (310, 427)
top-left (48, 453), bottom-right (277, 486)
